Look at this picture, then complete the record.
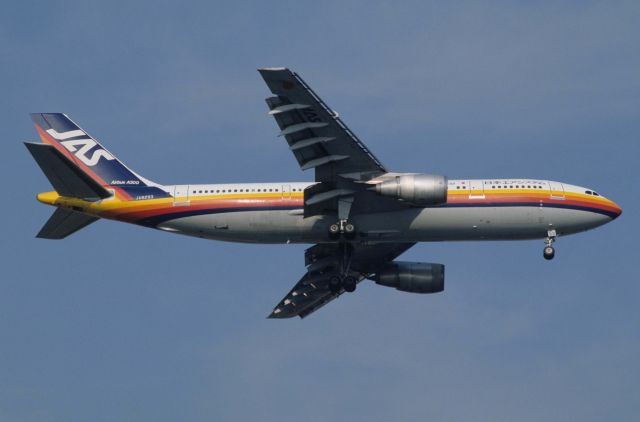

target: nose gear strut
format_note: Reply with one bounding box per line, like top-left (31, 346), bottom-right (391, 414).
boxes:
top-left (543, 229), bottom-right (556, 260)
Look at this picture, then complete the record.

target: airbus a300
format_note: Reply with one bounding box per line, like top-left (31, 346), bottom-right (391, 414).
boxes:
top-left (25, 68), bottom-right (622, 318)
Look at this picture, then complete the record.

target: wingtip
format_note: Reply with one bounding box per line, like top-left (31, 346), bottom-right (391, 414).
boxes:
top-left (267, 308), bottom-right (295, 319)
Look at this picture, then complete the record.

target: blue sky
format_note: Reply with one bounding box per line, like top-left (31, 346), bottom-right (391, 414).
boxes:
top-left (1, 1), bottom-right (639, 421)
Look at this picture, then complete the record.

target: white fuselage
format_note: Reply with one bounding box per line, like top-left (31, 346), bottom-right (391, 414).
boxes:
top-left (151, 179), bottom-right (620, 244)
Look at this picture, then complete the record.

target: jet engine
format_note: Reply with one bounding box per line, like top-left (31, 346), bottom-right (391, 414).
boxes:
top-left (370, 261), bottom-right (444, 294)
top-left (373, 174), bottom-right (448, 205)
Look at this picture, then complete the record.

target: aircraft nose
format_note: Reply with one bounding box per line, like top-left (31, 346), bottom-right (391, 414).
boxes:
top-left (610, 199), bottom-right (622, 220)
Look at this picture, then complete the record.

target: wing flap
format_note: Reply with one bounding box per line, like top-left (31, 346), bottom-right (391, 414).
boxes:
top-left (269, 242), bottom-right (416, 319)
top-left (268, 272), bottom-right (352, 319)
top-left (259, 68), bottom-right (386, 182)
top-left (269, 103), bottom-right (311, 115)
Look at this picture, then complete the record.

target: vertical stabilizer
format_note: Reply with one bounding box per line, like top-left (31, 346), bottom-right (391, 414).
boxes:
top-left (30, 113), bottom-right (170, 200)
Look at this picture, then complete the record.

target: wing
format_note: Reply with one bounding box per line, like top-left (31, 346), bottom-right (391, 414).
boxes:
top-left (269, 242), bottom-right (415, 319)
top-left (259, 68), bottom-right (408, 218)
top-left (258, 68), bottom-right (386, 183)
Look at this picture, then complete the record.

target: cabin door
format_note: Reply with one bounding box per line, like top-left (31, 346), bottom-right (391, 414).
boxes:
top-left (173, 185), bottom-right (190, 206)
top-left (548, 181), bottom-right (565, 200)
top-left (281, 184), bottom-right (291, 199)
top-left (468, 180), bottom-right (485, 199)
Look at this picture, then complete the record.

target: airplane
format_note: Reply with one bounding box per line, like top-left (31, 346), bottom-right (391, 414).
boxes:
top-left (25, 68), bottom-right (622, 319)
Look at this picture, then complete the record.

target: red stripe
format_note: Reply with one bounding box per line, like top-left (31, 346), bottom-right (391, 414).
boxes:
top-left (102, 198), bottom-right (302, 221)
top-left (449, 193), bottom-right (618, 213)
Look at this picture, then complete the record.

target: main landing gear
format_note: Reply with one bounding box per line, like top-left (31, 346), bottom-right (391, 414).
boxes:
top-left (328, 242), bottom-right (357, 294)
top-left (328, 219), bottom-right (356, 239)
top-left (329, 196), bottom-right (357, 240)
top-left (328, 274), bottom-right (357, 294)
top-left (327, 197), bottom-right (358, 293)
top-left (543, 229), bottom-right (556, 260)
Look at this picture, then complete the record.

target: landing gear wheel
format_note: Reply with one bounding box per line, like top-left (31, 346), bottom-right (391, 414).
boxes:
top-left (543, 246), bottom-right (555, 260)
top-left (328, 223), bottom-right (341, 239)
top-left (543, 229), bottom-right (557, 260)
top-left (344, 222), bottom-right (356, 239)
top-left (328, 275), bottom-right (342, 294)
top-left (342, 276), bottom-right (357, 293)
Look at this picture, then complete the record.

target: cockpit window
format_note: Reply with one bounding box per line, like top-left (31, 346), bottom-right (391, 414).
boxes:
top-left (585, 190), bottom-right (592, 195)
top-left (593, 192), bottom-right (600, 196)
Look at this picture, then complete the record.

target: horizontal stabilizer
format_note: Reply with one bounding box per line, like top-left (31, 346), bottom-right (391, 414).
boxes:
top-left (24, 142), bottom-right (111, 200)
top-left (37, 208), bottom-right (99, 239)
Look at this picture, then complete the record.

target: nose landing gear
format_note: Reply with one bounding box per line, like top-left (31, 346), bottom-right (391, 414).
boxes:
top-left (543, 229), bottom-right (556, 260)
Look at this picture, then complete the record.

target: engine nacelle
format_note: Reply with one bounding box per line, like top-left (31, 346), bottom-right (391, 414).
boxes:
top-left (374, 174), bottom-right (448, 205)
top-left (370, 261), bottom-right (444, 294)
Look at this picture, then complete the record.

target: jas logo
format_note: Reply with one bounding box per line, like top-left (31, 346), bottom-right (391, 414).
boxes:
top-left (46, 129), bottom-right (115, 166)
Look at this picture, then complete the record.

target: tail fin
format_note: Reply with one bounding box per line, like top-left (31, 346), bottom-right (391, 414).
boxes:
top-left (37, 208), bottom-right (99, 239)
top-left (29, 113), bottom-right (169, 200)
